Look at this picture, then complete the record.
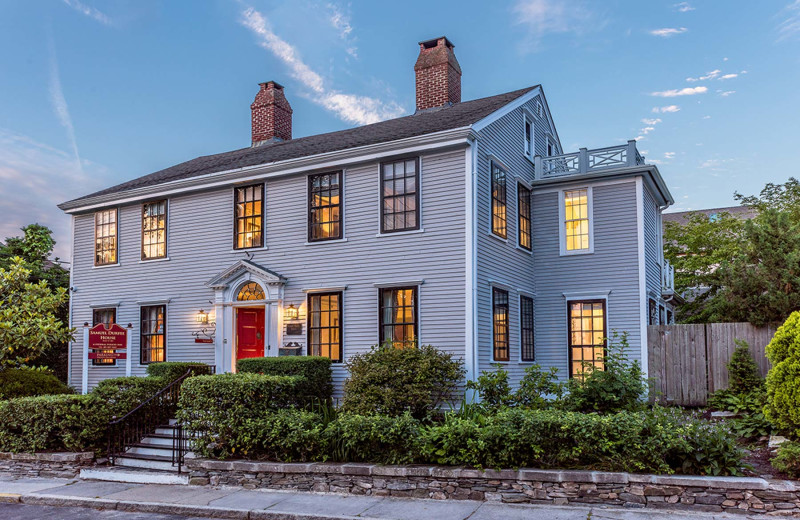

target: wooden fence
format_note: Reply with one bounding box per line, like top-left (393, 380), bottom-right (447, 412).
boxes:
top-left (647, 322), bottom-right (778, 406)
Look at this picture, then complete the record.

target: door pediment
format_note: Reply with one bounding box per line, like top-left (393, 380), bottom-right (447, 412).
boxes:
top-left (207, 260), bottom-right (287, 302)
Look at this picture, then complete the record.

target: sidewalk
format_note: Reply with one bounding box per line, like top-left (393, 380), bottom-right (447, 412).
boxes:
top-left (0, 476), bottom-right (765, 520)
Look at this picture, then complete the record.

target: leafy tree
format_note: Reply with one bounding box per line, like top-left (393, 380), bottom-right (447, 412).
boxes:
top-left (0, 257), bottom-right (73, 368)
top-left (0, 224), bottom-right (69, 290)
top-left (663, 211), bottom-right (744, 322)
top-left (735, 177), bottom-right (800, 219)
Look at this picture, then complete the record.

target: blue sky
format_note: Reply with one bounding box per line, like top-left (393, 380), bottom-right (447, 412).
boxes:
top-left (1, 0), bottom-right (799, 259)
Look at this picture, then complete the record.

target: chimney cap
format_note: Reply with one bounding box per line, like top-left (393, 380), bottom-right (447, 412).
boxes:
top-left (259, 80), bottom-right (285, 90)
top-left (418, 36), bottom-right (454, 49)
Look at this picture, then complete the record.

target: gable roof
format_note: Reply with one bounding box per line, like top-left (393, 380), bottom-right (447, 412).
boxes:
top-left (61, 86), bottom-right (539, 209)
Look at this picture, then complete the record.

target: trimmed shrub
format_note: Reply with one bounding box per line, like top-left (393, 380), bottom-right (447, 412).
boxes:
top-left (562, 333), bottom-right (647, 414)
top-left (146, 362), bottom-right (212, 382)
top-left (222, 409), bottom-right (323, 461)
top-left (0, 394), bottom-right (102, 452)
top-left (176, 373), bottom-right (305, 458)
top-left (772, 441), bottom-right (800, 479)
top-left (90, 376), bottom-right (169, 420)
top-left (421, 407), bottom-right (743, 475)
top-left (727, 340), bottom-right (763, 395)
top-left (765, 312), bottom-right (800, 437)
top-left (0, 367), bottom-right (73, 399)
top-left (342, 344), bottom-right (465, 419)
top-left (236, 356), bottom-right (332, 404)
top-left (323, 413), bottom-right (421, 465)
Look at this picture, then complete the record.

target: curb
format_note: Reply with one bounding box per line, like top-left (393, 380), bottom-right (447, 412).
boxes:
top-left (19, 493), bottom-right (362, 520)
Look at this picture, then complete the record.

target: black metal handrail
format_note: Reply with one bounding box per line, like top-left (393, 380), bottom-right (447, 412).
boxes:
top-left (106, 365), bottom-right (215, 469)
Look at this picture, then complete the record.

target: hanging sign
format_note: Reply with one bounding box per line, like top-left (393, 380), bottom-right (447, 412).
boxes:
top-left (88, 323), bottom-right (127, 351)
top-left (195, 338), bottom-right (214, 344)
top-left (89, 351), bottom-right (127, 360)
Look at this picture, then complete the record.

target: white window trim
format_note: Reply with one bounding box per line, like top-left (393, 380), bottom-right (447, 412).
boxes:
top-left (93, 207), bottom-right (120, 268)
top-left (546, 134), bottom-right (560, 157)
top-left (306, 169), bottom-right (346, 244)
top-left (522, 108), bottom-right (535, 159)
top-left (558, 187), bottom-right (594, 256)
top-left (564, 294), bottom-right (610, 377)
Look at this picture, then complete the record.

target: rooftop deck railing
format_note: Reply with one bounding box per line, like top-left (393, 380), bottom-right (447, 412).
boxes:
top-left (535, 140), bottom-right (645, 179)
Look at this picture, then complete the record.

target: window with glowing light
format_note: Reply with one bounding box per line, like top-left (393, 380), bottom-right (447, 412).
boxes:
top-left (380, 157), bottom-right (419, 233)
top-left (237, 282), bottom-right (265, 301)
top-left (307, 292), bottom-right (342, 362)
top-left (140, 305), bottom-right (166, 364)
top-left (141, 200), bottom-right (167, 260)
top-left (94, 209), bottom-right (117, 266)
top-left (308, 172), bottom-right (342, 241)
top-left (379, 287), bottom-right (417, 348)
top-left (491, 162), bottom-right (507, 238)
top-left (234, 184), bottom-right (264, 249)
top-left (564, 189), bottom-right (590, 252)
top-left (518, 183), bottom-right (532, 251)
top-left (568, 300), bottom-right (605, 378)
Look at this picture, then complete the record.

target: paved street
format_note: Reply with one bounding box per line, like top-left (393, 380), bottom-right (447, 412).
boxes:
top-left (0, 477), bottom-right (773, 519)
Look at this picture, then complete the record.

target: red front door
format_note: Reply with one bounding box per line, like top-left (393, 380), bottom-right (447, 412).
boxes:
top-left (236, 307), bottom-right (265, 360)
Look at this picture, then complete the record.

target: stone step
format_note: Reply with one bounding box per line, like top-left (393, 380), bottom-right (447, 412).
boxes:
top-left (81, 466), bottom-right (188, 485)
top-left (125, 444), bottom-right (175, 457)
top-left (138, 434), bottom-right (174, 447)
top-left (115, 453), bottom-right (178, 472)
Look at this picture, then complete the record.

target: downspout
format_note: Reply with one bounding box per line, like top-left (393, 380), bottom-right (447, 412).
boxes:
top-left (464, 135), bottom-right (479, 388)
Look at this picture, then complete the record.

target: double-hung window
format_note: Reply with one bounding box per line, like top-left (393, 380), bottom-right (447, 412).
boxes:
top-left (94, 209), bottom-right (117, 266)
top-left (562, 188), bottom-right (592, 254)
top-left (520, 295), bottom-right (535, 361)
top-left (568, 300), bottom-right (605, 378)
top-left (379, 286), bottom-right (417, 348)
top-left (142, 200), bottom-right (167, 260)
top-left (140, 305), bottom-right (166, 364)
top-left (518, 183), bottom-right (532, 251)
top-left (92, 308), bottom-right (117, 366)
top-left (308, 172), bottom-right (342, 241)
top-left (380, 157), bottom-right (419, 233)
top-left (492, 287), bottom-right (510, 361)
top-left (307, 292), bottom-right (342, 362)
top-left (491, 162), bottom-right (507, 238)
top-left (234, 184), bottom-right (264, 249)
top-left (524, 117), bottom-right (533, 157)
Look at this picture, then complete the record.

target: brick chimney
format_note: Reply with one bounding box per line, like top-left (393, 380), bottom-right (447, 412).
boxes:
top-left (414, 37), bottom-right (461, 112)
top-left (251, 81), bottom-right (292, 145)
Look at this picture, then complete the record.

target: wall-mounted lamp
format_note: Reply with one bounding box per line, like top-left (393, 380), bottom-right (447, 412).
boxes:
top-left (196, 309), bottom-right (209, 324)
top-left (284, 304), bottom-right (299, 321)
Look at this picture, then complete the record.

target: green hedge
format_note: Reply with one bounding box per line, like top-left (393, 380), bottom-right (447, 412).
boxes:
top-left (236, 357), bottom-right (332, 404)
top-left (176, 373), bottom-right (305, 458)
top-left (323, 413), bottom-right (421, 465)
top-left (146, 362), bottom-right (213, 383)
top-left (0, 368), bottom-right (73, 400)
top-left (0, 395), bottom-right (103, 452)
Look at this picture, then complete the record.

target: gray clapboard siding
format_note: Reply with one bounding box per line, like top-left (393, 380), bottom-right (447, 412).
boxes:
top-left (643, 186), bottom-right (662, 304)
top-left (532, 181), bottom-right (643, 378)
top-left (69, 148), bottom-right (467, 393)
top-left (473, 95), bottom-right (551, 385)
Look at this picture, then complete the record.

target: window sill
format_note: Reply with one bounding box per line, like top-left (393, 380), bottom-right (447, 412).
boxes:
top-left (139, 257), bottom-right (170, 264)
top-left (487, 232), bottom-right (508, 244)
top-left (304, 238), bottom-right (348, 246)
top-left (515, 245), bottom-right (533, 255)
top-left (93, 263), bottom-right (120, 269)
top-left (559, 248), bottom-right (594, 257)
top-left (230, 246), bottom-right (268, 253)
top-left (375, 228), bottom-right (424, 238)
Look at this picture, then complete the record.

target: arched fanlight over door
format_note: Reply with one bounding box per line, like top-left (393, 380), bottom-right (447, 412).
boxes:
top-left (237, 281), bottom-right (265, 301)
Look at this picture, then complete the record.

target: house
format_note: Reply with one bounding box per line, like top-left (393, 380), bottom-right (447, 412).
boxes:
top-left (59, 36), bottom-right (674, 394)
top-left (662, 205), bottom-right (757, 227)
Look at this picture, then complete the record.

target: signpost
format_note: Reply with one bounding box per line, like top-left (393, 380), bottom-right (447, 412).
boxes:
top-left (83, 322), bottom-right (131, 394)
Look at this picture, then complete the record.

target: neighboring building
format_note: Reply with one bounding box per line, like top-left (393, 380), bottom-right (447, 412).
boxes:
top-left (662, 205), bottom-right (757, 227)
top-left (59, 36), bottom-right (674, 393)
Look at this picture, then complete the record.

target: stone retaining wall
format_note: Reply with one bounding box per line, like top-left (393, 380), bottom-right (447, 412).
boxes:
top-left (0, 452), bottom-right (95, 479)
top-left (187, 459), bottom-right (800, 515)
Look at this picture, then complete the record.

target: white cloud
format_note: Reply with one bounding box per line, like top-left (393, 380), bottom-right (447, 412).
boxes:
top-left (652, 105), bottom-right (681, 113)
top-left (650, 27), bottom-right (688, 37)
top-left (703, 115), bottom-right (711, 119)
top-left (640, 126), bottom-right (656, 135)
top-left (777, 1), bottom-right (800, 42)
top-left (61, 0), bottom-right (112, 26)
top-left (719, 73), bottom-right (738, 80)
top-left (641, 118), bottom-right (662, 125)
top-left (664, 152), bottom-right (676, 159)
top-left (674, 2), bottom-right (695, 12)
top-left (239, 7), bottom-right (403, 125)
top-left (0, 129), bottom-right (109, 259)
top-left (651, 86), bottom-right (708, 97)
top-left (326, 3), bottom-right (357, 58)
top-left (48, 39), bottom-right (82, 177)
top-left (718, 90), bottom-right (736, 97)
top-left (513, 0), bottom-right (598, 51)
top-left (686, 69), bottom-right (721, 82)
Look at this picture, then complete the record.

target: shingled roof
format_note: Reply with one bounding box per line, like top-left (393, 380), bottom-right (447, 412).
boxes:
top-left (62, 86), bottom-right (538, 207)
